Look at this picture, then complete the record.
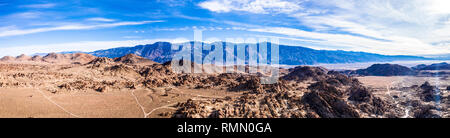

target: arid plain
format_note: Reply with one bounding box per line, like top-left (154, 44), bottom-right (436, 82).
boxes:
top-left (0, 53), bottom-right (448, 118)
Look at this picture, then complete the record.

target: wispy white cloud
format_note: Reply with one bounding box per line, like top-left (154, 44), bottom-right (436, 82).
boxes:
top-left (175, 13), bottom-right (261, 28)
top-left (154, 26), bottom-right (246, 31)
top-left (249, 26), bottom-right (449, 55)
top-left (20, 3), bottom-right (57, 8)
top-left (86, 17), bottom-right (116, 22)
top-left (157, 0), bottom-right (192, 7)
top-left (0, 20), bottom-right (164, 37)
top-left (199, 0), bottom-right (450, 55)
top-left (199, 0), bottom-right (303, 14)
top-left (424, 0), bottom-right (450, 14)
top-left (9, 12), bottom-right (43, 19)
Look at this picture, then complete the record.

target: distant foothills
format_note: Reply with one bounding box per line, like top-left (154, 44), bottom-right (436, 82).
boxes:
top-left (31, 41), bottom-right (433, 65)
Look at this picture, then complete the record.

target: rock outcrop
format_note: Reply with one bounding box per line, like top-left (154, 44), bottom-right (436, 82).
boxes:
top-left (353, 64), bottom-right (417, 76)
top-left (172, 66), bottom-right (393, 118)
top-left (282, 66), bottom-right (328, 81)
top-left (419, 82), bottom-right (442, 102)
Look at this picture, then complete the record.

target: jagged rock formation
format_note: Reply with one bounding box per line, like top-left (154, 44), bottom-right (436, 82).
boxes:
top-left (172, 66), bottom-right (395, 118)
top-left (418, 82), bottom-right (442, 102)
top-left (391, 82), bottom-right (449, 118)
top-left (282, 66), bottom-right (328, 81)
top-left (88, 57), bottom-right (115, 65)
top-left (414, 105), bottom-right (441, 118)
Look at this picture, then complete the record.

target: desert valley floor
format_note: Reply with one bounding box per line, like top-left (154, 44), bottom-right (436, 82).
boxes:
top-left (0, 53), bottom-right (448, 118)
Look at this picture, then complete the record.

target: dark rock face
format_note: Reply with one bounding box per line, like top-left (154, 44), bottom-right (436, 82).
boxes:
top-left (419, 82), bottom-right (441, 102)
top-left (354, 64), bottom-right (416, 76)
top-left (172, 91), bottom-right (309, 118)
top-left (307, 81), bottom-right (343, 96)
top-left (226, 75), bottom-right (262, 92)
top-left (87, 57), bottom-right (114, 66)
top-left (414, 105), bottom-right (441, 118)
top-left (446, 86), bottom-right (450, 91)
top-left (348, 86), bottom-right (372, 102)
top-left (346, 84), bottom-right (390, 116)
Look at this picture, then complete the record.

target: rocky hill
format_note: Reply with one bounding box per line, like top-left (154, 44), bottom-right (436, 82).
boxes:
top-left (342, 62), bottom-right (450, 77)
top-left (354, 64), bottom-right (417, 76)
top-left (172, 66), bottom-right (402, 118)
top-left (0, 53), bottom-right (96, 64)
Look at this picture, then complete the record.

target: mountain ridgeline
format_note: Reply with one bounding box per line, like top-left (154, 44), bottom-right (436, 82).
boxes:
top-left (87, 42), bottom-right (428, 65)
top-left (340, 62), bottom-right (450, 76)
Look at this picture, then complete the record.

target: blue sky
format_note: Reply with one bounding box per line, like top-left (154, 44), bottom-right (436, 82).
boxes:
top-left (1, 0), bottom-right (450, 57)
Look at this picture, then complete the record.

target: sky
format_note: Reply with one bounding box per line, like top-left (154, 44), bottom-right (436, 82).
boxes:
top-left (1, 0), bottom-right (450, 57)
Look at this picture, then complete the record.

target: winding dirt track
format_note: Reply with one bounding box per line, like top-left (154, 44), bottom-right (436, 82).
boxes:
top-left (0, 88), bottom-right (143, 118)
top-left (36, 89), bottom-right (81, 118)
top-left (385, 79), bottom-right (411, 118)
top-left (0, 87), bottom-right (241, 118)
top-left (131, 90), bottom-right (177, 118)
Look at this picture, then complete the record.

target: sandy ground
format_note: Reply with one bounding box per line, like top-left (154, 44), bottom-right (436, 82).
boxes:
top-left (1, 75), bottom-right (446, 118)
top-left (0, 87), bottom-right (242, 118)
top-left (357, 76), bottom-right (449, 90)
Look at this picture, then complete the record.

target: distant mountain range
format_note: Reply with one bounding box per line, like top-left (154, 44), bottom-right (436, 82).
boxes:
top-left (341, 62), bottom-right (450, 76)
top-left (40, 42), bottom-right (431, 65)
top-left (423, 53), bottom-right (450, 60)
